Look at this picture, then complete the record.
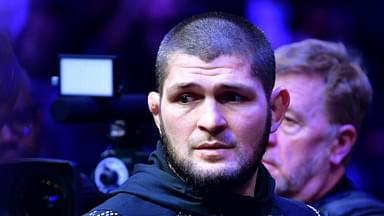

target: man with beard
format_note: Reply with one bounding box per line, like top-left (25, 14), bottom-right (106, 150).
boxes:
top-left (0, 33), bottom-right (39, 160)
top-left (85, 12), bottom-right (319, 216)
top-left (263, 39), bottom-right (384, 215)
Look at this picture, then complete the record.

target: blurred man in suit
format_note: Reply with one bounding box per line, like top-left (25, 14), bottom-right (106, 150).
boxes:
top-left (263, 39), bottom-right (384, 215)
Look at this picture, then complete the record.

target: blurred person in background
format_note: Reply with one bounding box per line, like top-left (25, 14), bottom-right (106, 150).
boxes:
top-left (0, 33), bottom-right (39, 160)
top-left (263, 38), bottom-right (384, 215)
top-left (0, 33), bottom-right (105, 214)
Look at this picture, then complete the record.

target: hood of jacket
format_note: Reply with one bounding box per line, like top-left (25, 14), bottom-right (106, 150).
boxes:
top-left (111, 141), bottom-right (277, 215)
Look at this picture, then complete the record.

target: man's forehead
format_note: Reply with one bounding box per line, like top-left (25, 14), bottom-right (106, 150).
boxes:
top-left (168, 52), bottom-right (251, 67)
top-left (165, 55), bottom-right (259, 83)
top-left (277, 73), bottom-right (327, 116)
top-left (276, 73), bottom-right (325, 90)
top-left (165, 53), bottom-right (255, 80)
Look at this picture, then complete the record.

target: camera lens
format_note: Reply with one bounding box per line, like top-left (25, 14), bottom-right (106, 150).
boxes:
top-left (12, 172), bottom-right (72, 216)
top-left (100, 168), bottom-right (118, 186)
top-left (94, 157), bottom-right (129, 193)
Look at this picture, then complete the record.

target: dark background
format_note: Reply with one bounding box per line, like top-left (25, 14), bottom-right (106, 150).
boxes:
top-left (1, 0), bottom-right (383, 200)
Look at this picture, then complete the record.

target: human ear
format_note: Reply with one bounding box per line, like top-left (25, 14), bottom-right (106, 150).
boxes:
top-left (330, 124), bottom-right (356, 165)
top-left (148, 91), bottom-right (161, 133)
top-left (270, 87), bottom-right (290, 133)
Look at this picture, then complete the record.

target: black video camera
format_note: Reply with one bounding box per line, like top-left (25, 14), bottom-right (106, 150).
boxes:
top-left (50, 55), bottom-right (157, 194)
top-left (0, 159), bottom-right (79, 216)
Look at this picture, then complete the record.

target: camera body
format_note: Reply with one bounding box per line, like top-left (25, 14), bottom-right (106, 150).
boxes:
top-left (0, 159), bottom-right (79, 216)
top-left (51, 55), bottom-right (157, 194)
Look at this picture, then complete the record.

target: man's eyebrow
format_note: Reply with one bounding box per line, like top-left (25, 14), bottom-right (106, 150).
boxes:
top-left (166, 82), bottom-right (258, 94)
top-left (167, 82), bottom-right (201, 90)
top-left (218, 83), bottom-right (255, 92)
top-left (165, 82), bottom-right (202, 95)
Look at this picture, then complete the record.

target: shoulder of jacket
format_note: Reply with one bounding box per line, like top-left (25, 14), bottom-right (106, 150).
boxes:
top-left (85, 209), bottom-right (122, 216)
top-left (83, 192), bottom-right (177, 216)
top-left (272, 195), bottom-right (320, 216)
top-left (318, 190), bottom-right (384, 215)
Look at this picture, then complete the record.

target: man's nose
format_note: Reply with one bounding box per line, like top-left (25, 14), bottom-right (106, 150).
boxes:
top-left (197, 99), bottom-right (227, 135)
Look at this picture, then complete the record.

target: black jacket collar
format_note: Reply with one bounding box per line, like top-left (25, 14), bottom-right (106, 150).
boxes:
top-left (113, 141), bottom-right (277, 215)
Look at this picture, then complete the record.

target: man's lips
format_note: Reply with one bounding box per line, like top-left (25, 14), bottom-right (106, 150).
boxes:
top-left (262, 159), bottom-right (277, 167)
top-left (192, 142), bottom-right (234, 162)
top-left (193, 142), bottom-right (234, 150)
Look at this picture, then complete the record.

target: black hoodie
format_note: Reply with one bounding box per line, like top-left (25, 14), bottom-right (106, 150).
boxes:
top-left (85, 142), bottom-right (319, 216)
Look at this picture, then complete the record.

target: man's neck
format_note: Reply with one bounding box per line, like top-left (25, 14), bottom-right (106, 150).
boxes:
top-left (233, 169), bottom-right (258, 197)
top-left (297, 166), bottom-right (345, 203)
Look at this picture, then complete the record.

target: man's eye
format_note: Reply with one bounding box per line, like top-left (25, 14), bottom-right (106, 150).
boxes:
top-left (219, 93), bottom-right (246, 103)
top-left (284, 116), bottom-right (296, 124)
top-left (178, 94), bottom-right (194, 104)
top-left (281, 116), bottom-right (301, 134)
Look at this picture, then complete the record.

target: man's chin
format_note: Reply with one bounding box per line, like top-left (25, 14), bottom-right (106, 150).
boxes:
top-left (191, 165), bottom-right (240, 180)
top-left (186, 170), bottom-right (243, 192)
top-left (274, 179), bottom-right (291, 195)
top-left (194, 156), bottom-right (237, 167)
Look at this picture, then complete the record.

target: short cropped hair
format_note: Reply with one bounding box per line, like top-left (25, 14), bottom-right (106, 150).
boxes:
top-left (275, 39), bottom-right (372, 133)
top-left (155, 12), bottom-right (275, 98)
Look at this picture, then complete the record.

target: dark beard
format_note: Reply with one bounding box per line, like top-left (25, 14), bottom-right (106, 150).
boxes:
top-left (160, 112), bottom-right (271, 193)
